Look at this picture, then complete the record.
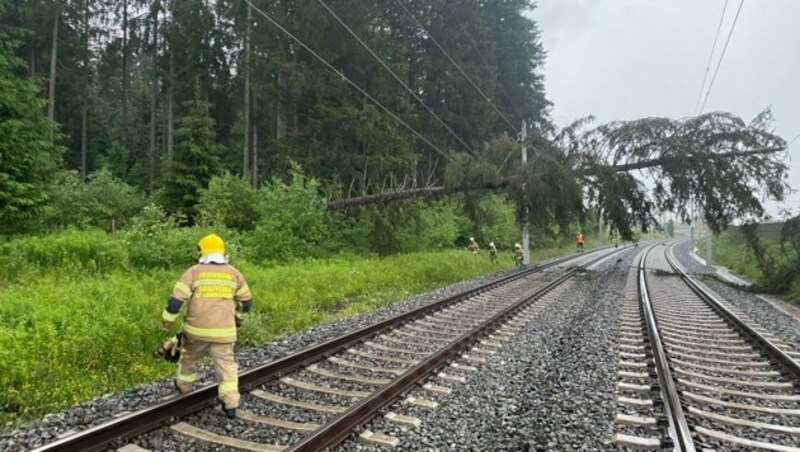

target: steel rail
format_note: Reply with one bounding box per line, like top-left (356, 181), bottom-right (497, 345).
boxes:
top-left (639, 244), bottom-right (696, 452)
top-left (665, 243), bottom-right (800, 381)
top-left (33, 246), bottom-right (615, 452)
top-left (289, 248), bottom-right (625, 451)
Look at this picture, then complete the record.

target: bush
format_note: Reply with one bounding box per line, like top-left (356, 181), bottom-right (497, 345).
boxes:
top-left (44, 169), bottom-right (144, 231)
top-left (476, 195), bottom-right (521, 249)
top-left (244, 165), bottom-right (330, 262)
top-left (0, 229), bottom-right (128, 279)
top-left (197, 173), bottom-right (261, 231)
top-left (124, 205), bottom-right (242, 270)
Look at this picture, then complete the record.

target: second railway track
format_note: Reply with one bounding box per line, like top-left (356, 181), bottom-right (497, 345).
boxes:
top-left (614, 243), bottom-right (800, 451)
top-left (34, 246), bottom-right (626, 452)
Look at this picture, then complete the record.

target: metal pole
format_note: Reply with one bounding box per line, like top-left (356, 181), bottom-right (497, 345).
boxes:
top-left (705, 213), bottom-right (712, 266)
top-left (689, 199), bottom-right (695, 251)
top-left (521, 121), bottom-right (530, 265)
top-left (598, 208), bottom-right (604, 245)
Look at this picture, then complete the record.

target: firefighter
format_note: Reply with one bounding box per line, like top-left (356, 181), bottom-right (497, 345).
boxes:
top-left (488, 242), bottom-right (498, 264)
top-left (576, 231), bottom-right (585, 253)
top-left (160, 233), bottom-right (253, 418)
top-left (468, 237), bottom-right (480, 254)
top-left (514, 243), bottom-right (524, 266)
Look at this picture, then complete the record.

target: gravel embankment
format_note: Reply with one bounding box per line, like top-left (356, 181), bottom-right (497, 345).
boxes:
top-left (0, 262), bottom-right (531, 451)
top-left (673, 240), bottom-right (800, 349)
top-left (337, 248), bottom-right (637, 451)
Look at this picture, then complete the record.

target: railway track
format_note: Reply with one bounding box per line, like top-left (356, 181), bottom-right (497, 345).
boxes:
top-left (613, 243), bottom-right (800, 451)
top-left (33, 246), bottom-right (624, 452)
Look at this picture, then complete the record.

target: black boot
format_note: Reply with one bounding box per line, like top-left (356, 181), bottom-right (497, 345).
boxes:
top-left (222, 407), bottom-right (236, 418)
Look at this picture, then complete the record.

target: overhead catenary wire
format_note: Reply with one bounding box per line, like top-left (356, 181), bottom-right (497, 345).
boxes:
top-left (444, 4), bottom-right (517, 117)
top-left (241, 0), bottom-right (452, 161)
top-left (317, 0), bottom-right (475, 156)
top-left (693, 0), bottom-right (729, 115)
top-left (394, 0), bottom-right (519, 136)
top-left (699, 0), bottom-right (745, 114)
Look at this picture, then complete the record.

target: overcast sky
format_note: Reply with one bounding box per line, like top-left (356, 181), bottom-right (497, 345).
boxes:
top-left (531, 0), bottom-right (799, 218)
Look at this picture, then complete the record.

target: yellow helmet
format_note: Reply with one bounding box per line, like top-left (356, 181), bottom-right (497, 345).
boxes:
top-left (198, 234), bottom-right (225, 255)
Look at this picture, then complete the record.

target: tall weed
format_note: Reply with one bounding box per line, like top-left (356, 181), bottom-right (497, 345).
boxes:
top-left (0, 248), bottom-right (527, 427)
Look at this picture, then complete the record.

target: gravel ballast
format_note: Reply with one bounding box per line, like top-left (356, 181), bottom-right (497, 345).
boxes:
top-left (337, 248), bottom-right (638, 451)
top-left (673, 240), bottom-right (800, 349)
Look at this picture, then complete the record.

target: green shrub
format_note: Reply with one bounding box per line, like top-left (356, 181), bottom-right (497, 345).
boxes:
top-left (197, 173), bottom-right (261, 231)
top-left (0, 229), bottom-right (128, 279)
top-left (418, 200), bottom-right (460, 249)
top-left (0, 248), bottom-right (523, 426)
top-left (244, 165), bottom-right (330, 262)
top-left (44, 169), bottom-right (144, 231)
top-left (124, 227), bottom-right (200, 271)
top-left (476, 194), bottom-right (522, 249)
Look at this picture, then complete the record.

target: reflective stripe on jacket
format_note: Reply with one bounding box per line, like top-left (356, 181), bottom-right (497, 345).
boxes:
top-left (166, 263), bottom-right (252, 343)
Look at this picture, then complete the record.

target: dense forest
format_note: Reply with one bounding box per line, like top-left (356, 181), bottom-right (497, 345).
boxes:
top-left (0, 0), bottom-right (790, 250)
top-left (0, 0), bottom-right (796, 428)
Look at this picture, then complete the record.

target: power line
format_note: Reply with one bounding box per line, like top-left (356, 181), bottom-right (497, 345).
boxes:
top-left (317, 0), bottom-right (475, 155)
top-left (444, 5), bottom-right (516, 116)
top-left (241, 0), bottom-right (451, 161)
top-left (693, 0), bottom-right (729, 115)
top-left (699, 0), bottom-right (745, 114)
top-left (394, 0), bottom-right (519, 135)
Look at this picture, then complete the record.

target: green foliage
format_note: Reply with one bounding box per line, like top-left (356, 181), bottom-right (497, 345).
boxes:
top-left (0, 230), bottom-right (128, 280)
top-left (666, 219), bottom-right (675, 238)
top-left (418, 200), bottom-right (461, 249)
top-left (0, 247), bottom-right (529, 427)
top-left (710, 225), bottom-right (800, 303)
top-left (124, 227), bottom-right (201, 271)
top-left (163, 96), bottom-right (223, 221)
top-left (44, 169), bottom-right (144, 230)
top-left (244, 165), bottom-right (329, 262)
top-left (576, 110), bottom-right (789, 235)
top-left (0, 25), bottom-right (63, 234)
top-left (197, 173), bottom-right (261, 231)
top-left (127, 204), bottom-right (182, 237)
top-left (474, 195), bottom-right (522, 248)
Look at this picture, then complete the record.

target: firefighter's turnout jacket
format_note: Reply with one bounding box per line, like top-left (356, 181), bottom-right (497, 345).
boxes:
top-left (162, 263), bottom-right (252, 343)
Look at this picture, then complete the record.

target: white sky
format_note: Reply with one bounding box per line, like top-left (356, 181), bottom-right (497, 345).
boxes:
top-left (531, 0), bottom-right (800, 218)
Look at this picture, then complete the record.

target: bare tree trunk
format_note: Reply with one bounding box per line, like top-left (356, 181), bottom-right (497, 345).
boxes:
top-left (326, 187), bottom-right (447, 211)
top-left (47, 8), bottom-right (59, 121)
top-left (242, 3), bottom-right (251, 177)
top-left (28, 39), bottom-right (36, 78)
top-left (252, 97), bottom-right (258, 188)
top-left (276, 69), bottom-right (286, 139)
top-left (81, 100), bottom-right (88, 179)
top-left (167, 0), bottom-right (174, 159)
top-left (121, 0), bottom-right (129, 145)
top-left (81, 0), bottom-right (89, 180)
top-left (149, 1), bottom-right (159, 192)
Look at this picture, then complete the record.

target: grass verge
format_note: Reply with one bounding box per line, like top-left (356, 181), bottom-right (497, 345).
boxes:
top-left (699, 234), bottom-right (800, 303)
top-left (0, 244), bottom-right (573, 428)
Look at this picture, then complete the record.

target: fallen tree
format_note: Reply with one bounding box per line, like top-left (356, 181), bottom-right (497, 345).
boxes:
top-left (327, 110), bottom-right (789, 240)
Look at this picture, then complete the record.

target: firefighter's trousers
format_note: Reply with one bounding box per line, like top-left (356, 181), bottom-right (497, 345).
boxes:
top-left (175, 337), bottom-right (240, 409)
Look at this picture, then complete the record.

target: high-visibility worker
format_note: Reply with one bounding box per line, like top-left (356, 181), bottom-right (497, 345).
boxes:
top-left (468, 237), bottom-right (480, 254)
top-left (576, 232), bottom-right (585, 253)
top-left (514, 243), bottom-right (524, 266)
top-left (488, 242), bottom-right (498, 264)
top-left (160, 233), bottom-right (253, 418)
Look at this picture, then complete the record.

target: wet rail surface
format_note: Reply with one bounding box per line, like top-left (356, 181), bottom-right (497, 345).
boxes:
top-left (33, 246), bottom-right (626, 452)
top-left (613, 243), bottom-right (800, 451)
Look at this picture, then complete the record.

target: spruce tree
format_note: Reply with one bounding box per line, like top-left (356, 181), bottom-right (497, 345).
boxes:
top-left (163, 88), bottom-right (222, 221)
top-left (0, 21), bottom-right (63, 234)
